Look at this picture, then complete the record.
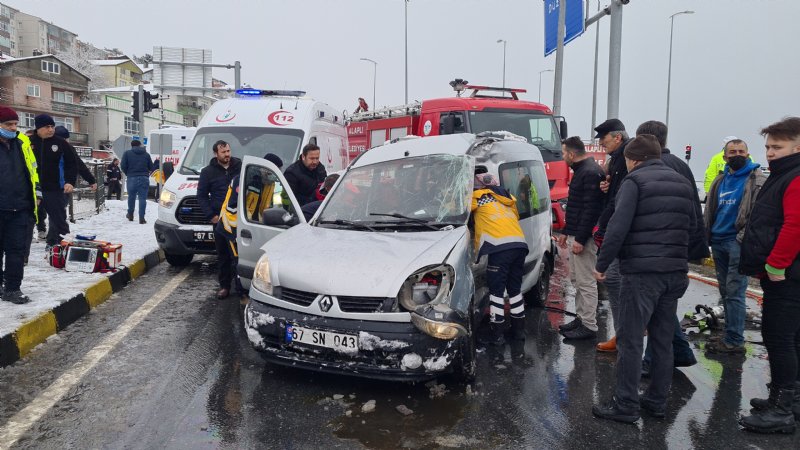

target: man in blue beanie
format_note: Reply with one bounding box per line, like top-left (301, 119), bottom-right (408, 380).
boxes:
top-left (120, 140), bottom-right (153, 223)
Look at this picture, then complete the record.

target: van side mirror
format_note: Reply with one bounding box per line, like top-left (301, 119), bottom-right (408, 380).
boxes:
top-left (551, 202), bottom-right (566, 231)
top-left (262, 208), bottom-right (299, 227)
top-left (441, 115), bottom-right (455, 135)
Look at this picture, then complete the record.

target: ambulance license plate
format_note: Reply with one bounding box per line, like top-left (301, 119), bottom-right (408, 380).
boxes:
top-left (193, 231), bottom-right (213, 242)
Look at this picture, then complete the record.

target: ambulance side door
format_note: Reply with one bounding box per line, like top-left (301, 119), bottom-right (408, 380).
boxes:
top-left (236, 155), bottom-right (306, 289)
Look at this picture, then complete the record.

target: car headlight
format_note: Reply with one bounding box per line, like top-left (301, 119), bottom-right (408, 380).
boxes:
top-left (398, 264), bottom-right (455, 312)
top-left (411, 303), bottom-right (467, 340)
top-left (252, 255), bottom-right (273, 295)
top-left (159, 189), bottom-right (177, 208)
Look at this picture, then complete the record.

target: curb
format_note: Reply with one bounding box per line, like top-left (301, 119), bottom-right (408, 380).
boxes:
top-left (0, 249), bottom-right (165, 368)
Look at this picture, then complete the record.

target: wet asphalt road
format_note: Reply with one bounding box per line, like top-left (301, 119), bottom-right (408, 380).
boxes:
top-left (0, 255), bottom-right (797, 450)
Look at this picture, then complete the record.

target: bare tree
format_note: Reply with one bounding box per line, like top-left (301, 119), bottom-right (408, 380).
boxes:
top-left (56, 43), bottom-right (113, 102)
top-left (132, 53), bottom-right (154, 68)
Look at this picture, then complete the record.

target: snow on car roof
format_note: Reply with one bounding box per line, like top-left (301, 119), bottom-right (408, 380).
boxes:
top-left (353, 134), bottom-right (476, 168)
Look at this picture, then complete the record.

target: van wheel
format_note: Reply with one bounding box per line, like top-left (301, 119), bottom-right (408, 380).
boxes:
top-left (165, 252), bottom-right (193, 266)
top-left (525, 257), bottom-right (551, 308)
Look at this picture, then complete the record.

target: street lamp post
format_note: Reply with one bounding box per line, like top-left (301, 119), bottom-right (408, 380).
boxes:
top-left (666, 10), bottom-right (694, 128)
top-left (538, 69), bottom-right (553, 103)
top-left (404, 0), bottom-right (409, 104)
top-left (360, 58), bottom-right (377, 110)
top-left (496, 39), bottom-right (507, 90)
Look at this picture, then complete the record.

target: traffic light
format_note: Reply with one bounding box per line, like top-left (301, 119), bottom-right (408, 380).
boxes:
top-left (685, 145), bottom-right (692, 161)
top-left (131, 91), bottom-right (140, 120)
top-left (144, 91), bottom-right (160, 112)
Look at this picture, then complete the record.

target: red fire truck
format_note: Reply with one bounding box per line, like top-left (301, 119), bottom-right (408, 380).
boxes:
top-left (346, 81), bottom-right (571, 202)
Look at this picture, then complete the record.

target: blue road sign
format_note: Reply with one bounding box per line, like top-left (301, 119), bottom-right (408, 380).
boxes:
top-left (544, 0), bottom-right (585, 56)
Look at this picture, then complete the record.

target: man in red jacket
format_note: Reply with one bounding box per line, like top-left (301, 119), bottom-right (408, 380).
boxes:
top-left (739, 117), bottom-right (800, 434)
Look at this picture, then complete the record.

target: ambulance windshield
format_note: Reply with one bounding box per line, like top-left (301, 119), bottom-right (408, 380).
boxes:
top-left (180, 127), bottom-right (304, 174)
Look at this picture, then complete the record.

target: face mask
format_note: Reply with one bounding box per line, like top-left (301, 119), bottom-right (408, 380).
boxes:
top-left (728, 155), bottom-right (748, 171)
top-left (0, 128), bottom-right (17, 139)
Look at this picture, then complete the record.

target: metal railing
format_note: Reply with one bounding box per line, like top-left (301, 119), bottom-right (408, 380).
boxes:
top-left (68, 162), bottom-right (107, 222)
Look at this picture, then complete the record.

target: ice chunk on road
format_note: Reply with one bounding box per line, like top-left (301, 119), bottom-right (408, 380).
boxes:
top-left (361, 400), bottom-right (376, 413)
top-left (396, 404), bottom-right (414, 416)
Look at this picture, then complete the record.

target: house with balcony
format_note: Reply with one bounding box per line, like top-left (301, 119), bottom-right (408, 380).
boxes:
top-left (15, 11), bottom-right (77, 57)
top-left (0, 3), bottom-right (19, 57)
top-left (0, 53), bottom-right (90, 145)
top-left (89, 57), bottom-right (143, 87)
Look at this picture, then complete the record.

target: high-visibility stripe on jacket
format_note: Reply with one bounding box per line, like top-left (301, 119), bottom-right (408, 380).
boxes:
top-left (470, 187), bottom-right (528, 259)
top-left (18, 133), bottom-right (40, 221)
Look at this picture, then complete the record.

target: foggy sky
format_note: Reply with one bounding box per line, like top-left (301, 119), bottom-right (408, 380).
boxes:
top-left (7, 0), bottom-right (800, 176)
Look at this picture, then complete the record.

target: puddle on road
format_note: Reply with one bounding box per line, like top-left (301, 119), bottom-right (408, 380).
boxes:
top-left (328, 381), bottom-right (475, 449)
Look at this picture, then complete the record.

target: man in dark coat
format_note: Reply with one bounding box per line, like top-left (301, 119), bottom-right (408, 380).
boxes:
top-left (557, 137), bottom-right (605, 340)
top-left (739, 117), bottom-right (800, 434)
top-left (593, 118), bottom-right (631, 353)
top-left (592, 135), bottom-right (695, 424)
top-left (106, 158), bottom-right (122, 200)
top-left (29, 114), bottom-right (77, 247)
top-left (284, 143), bottom-right (327, 206)
top-left (120, 140), bottom-right (153, 223)
top-left (197, 140), bottom-right (242, 299)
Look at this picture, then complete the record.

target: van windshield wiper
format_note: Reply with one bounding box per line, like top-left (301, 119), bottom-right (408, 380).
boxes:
top-left (182, 166), bottom-right (200, 175)
top-left (369, 213), bottom-right (440, 230)
top-left (318, 219), bottom-right (377, 232)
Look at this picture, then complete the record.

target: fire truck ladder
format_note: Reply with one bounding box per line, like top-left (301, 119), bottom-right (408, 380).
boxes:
top-left (347, 102), bottom-right (421, 122)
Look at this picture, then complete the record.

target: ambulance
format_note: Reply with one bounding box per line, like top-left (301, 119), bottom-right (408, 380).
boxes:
top-left (154, 89), bottom-right (349, 266)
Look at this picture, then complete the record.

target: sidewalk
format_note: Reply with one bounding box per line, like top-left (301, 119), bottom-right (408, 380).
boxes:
top-left (0, 200), bottom-right (163, 367)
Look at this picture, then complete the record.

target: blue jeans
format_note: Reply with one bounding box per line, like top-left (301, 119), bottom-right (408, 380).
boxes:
top-left (711, 239), bottom-right (748, 347)
top-left (126, 176), bottom-right (149, 220)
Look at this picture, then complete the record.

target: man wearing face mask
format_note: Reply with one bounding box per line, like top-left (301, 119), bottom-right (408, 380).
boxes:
top-left (703, 138), bottom-right (766, 354)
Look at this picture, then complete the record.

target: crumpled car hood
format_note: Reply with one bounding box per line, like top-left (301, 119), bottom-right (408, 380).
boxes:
top-left (264, 224), bottom-right (466, 298)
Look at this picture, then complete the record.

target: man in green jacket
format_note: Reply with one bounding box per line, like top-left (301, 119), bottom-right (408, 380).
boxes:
top-left (0, 107), bottom-right (40, 304)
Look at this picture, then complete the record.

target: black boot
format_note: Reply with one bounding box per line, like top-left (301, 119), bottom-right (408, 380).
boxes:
top-left (511, 316), bottom-right (526, 341)
top-left (488, 322), bottom-right (506, 346)
top-left (740, 387), bottom-right (796, 434)
top-left (558, 317), bottom-right (581, 332)
top-left (750, 383), bottom-right (775, 410)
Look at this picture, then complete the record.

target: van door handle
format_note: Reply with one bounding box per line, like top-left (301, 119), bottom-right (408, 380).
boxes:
top-left (241, 230), bottom-right (252, 239)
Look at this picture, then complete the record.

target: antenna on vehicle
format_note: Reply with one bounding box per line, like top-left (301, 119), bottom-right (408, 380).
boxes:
top-left (295, 98), bottom-right (299, 110)
top-left (280, 102), bottom-right (283, 109)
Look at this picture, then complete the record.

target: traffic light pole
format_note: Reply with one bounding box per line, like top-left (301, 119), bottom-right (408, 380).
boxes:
top-left (135, 84), bottom-right (145, 124)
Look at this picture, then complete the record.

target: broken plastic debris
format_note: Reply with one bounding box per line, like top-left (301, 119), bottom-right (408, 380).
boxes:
top-left (333, 394), bottom-right (344, 400)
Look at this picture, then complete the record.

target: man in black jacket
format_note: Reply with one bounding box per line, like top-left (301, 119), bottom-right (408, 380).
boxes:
top-left (284, 143), bottom-right (327, 206)
top-left (593, 118), bottom-right (631, 353)
top-left (30, 114), bottom-right (77, 247)
top-left (197, 140), bottom-right (242, 299)
top-left (556, 137), bottom-right (604, 340)
top-left (592, 135), bottom-right (695, 424)
top-left (635, 120), bottom-right (704, 371)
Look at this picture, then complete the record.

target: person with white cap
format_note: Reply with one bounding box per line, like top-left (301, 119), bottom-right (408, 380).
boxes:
top-left (704, 136), bottom-right (740, 194)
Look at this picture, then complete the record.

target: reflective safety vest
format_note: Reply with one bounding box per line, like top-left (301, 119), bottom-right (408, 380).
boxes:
top-left (470, 187), bottom-right (528, 259)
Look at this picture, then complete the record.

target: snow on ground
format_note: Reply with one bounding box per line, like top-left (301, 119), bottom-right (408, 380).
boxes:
top-left (0, 200), bottom-right (159, 337)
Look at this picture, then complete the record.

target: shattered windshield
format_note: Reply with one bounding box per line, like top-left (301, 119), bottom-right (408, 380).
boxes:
top-left (318, 154), bottom-right (473, 230)
top-left (180, 127), bottom-right (303, 175)
top-left (468, 110), bottom-right (562, 161)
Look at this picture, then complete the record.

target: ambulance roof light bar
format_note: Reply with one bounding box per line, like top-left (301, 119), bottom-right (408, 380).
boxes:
top-left (464, 84), bottom-right (527, 100)
top-left (236, 89), bottom-right (306, 97)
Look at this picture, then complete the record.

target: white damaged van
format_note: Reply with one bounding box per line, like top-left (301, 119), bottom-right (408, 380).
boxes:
top-left (154, 89), bottom-right (349, 266)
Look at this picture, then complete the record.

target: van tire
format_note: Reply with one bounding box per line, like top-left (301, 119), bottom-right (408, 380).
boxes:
top-left (524, 257), bottom-right (551, 308)
top-left (165, 252), bottom-right (193, 266)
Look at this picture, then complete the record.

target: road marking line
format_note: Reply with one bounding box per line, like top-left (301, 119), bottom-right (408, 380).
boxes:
top-left (0, 267), bottom-right (192, 449)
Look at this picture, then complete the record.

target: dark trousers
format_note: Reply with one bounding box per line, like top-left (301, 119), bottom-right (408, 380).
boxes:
top-left (487, 248), bottom-right (527, 298)
top-left (615, 271), bottom-right (689, 411)
top-left (106, 180), bottom-right (122, 200)
top-left (642, 315), bottom-right (697, 366)
top-left (214, 227), bottom-right (237, 292)
top-left (761, 278), bottom-right (800, 389)
top-left (0, 210), bottom-right (31, 291)
top-left (36, 205), bottom-right (47, 232)
top-left (42, 190), bottom-right (69, 246)
top-left (126, 176), bottom-right (149, 220)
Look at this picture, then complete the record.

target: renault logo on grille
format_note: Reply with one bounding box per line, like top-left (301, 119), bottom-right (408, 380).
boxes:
top-left (319, 296), bottom-right (333, 312)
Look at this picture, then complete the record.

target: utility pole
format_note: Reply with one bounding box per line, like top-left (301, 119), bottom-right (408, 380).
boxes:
top-left (497, 39), bottom-right (507, 90)
top-left (590, 0), bottom-right (600, 137)
top-left (552, 0), bottom-right (567, 116)
top-left (607, 0), bottom-right (623, 119)
top-left (404, 0), bottom-right (409, 104)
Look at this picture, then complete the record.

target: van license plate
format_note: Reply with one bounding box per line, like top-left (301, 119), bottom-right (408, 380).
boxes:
top-left (193, 231), bottom-right (213, 241)
top-left (286, 325), bottom-right (359, 351)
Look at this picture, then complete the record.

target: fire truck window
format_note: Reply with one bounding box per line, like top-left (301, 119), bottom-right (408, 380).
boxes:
top-left (242, 165), bottom-right (299, 228)
top-left (370, 129), bottom-right (386, 148)
top-left (498, 160), bottom-right (550, 220)
top-left (439, 113), bottom-right (466, 135)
